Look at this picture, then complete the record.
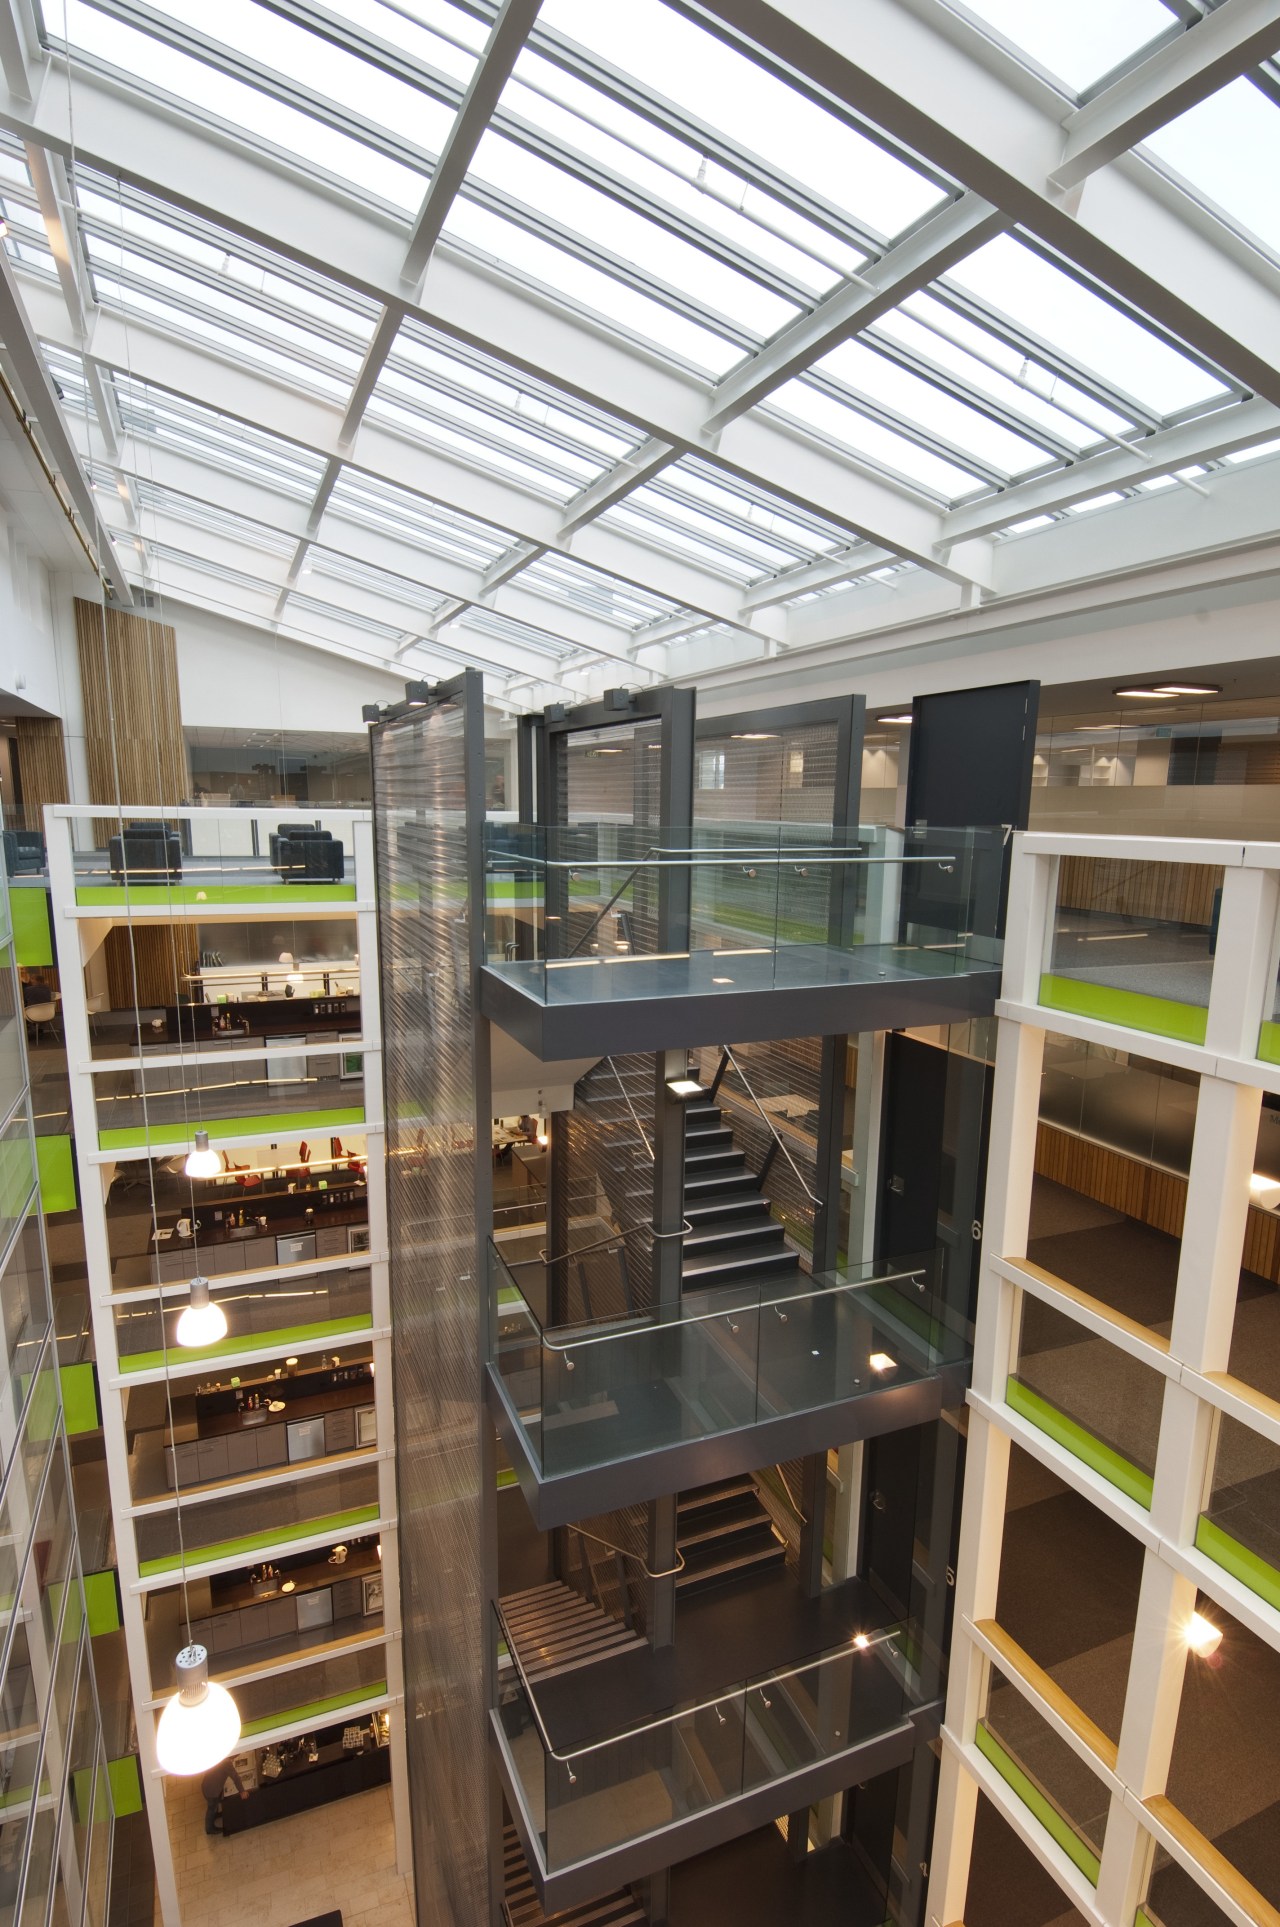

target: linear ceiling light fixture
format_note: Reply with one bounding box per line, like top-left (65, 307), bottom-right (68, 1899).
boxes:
top-left (1113, 683), bottom-right (1221, 699)
top-left (876, 712), bottom-right (913, 725)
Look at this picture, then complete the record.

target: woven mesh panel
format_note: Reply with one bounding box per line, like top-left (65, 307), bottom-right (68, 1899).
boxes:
top-left (372, 699), bottom-right (487, 1927)
top-left (560, 1053), bottom-right (656, 1319)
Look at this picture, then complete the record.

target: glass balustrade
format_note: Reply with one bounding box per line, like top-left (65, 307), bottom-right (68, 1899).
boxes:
top-left (978, 1665), bottom-right (1110, 1882)
top-left (1041, 854), bottom-right (1223, 1044)
top-left (88, 1040), bottom-right (365, 1149)
top-left (113, 1265), bottom-right (373, 1371)
top-left (490, 1238), bottom-right (955, 1477)
top-left (62, 808), bottom-right (359, 904)
top-left (481, 822), bottom-right (1005, 1006)
top-left (493, 1605), bottom-right (909, 1872)
top-left (134, 1464), bottom-right (381, 1575)
top-left (1009, 1295), bottom-right (1163, 1507)
top-left (1196, 1411), bottom-right (1280, 1611)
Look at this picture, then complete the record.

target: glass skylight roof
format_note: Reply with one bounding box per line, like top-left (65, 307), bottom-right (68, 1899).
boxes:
top-left (535, 0), bottom-right (952, 245)
top-left (369, 319), bottom-right (641, 501)
top-left (1145, 76), bottom-right (1280, 262)
top-left (4, 0), bottom-right (1272, 691)
top-left (62, 1), bottom-right (442, 209)
top-left (951, 0), bottom-right (1180, 97)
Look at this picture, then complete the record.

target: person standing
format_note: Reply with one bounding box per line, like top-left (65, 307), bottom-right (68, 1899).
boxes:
top-left (201, 1758), bottom-right (247, 1835)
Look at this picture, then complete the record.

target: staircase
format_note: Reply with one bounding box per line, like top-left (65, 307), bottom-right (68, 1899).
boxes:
top-left (498, 1581), bottom-right (646, 1684)
top-left (502, 1824), bottom-right (647, 1927)
top-left (679, 1084), bottom-right (803, 1295)
top-left (675, 1476), bottom-right (787, 1596)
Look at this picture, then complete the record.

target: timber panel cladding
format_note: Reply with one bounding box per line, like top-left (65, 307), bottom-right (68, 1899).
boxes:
top-left (1056, 855), bottom-right (1222, 930)
top-left (13, 716), bottom-right (69, 828)
top-left (1035, 1121), bottom-right (1280, 1283)
top-left (371, 694), bottom-right (489, 1927)
top-left (74, 597), bottom-right (198, 1007)
top-left (73, 598), bottom-right (190, 829)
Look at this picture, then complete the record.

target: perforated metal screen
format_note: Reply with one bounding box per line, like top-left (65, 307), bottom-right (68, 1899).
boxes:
top-left (371, 679), bottom-right (491, 1927)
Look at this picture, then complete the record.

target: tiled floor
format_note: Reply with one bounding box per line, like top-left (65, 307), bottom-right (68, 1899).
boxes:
top-left (166, 1777), bottom-right (413, 1927)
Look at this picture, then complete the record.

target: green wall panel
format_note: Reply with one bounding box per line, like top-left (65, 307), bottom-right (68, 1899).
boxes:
top-left (975, 1722), bottom-right (1101, 1883)
top-left (1195, 1513), bottom-right (1280, 1613)
top-left (84, 1570), bottom-right (121, 1637)
top-left (99, 1108), bottom-right (364, 1150)
top-left (137, 1504), bottom-right (380, 1576)
top-left (1039, 973), bottom-right (1207, 1046)
top-left (240, 1683), bottom-right (387, 1739)
top-left (75, 884), bottom-right (355, 907)
top-left (11, 889), bottom-right (52, 967)
top-left (1006, 1376), bottom-right (1154, 1508)
top-left (120, 1313), bottom-right (373, 1375)
top-left (59, 1363), bottom-right (100, 1436)
top-left (107, 1756), bottom-right (144, 1817)
top-left (36, 1136), bottom-right (77, 1213)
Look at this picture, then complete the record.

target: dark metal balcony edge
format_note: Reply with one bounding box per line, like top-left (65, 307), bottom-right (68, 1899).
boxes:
top-left (491, 1701), bottom-right (938, 1913)
top-left (486, 1363), bottom-right (947, 1531)
top-left (478, 964), bottom-right (1001, 1058)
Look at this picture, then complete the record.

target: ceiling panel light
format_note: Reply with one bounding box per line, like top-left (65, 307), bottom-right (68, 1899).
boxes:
top-left (877, 712), bottom-right (913, 725)
top-left (1113, 682), bottom-right (1221, 699)
top-left (869, 1351), bottom-right (897, 1372)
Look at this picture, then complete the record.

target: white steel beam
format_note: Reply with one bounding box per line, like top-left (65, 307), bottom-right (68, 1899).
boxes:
top-left (0, 0), bottom-right (37, 104)
top-left (558, 437), bottom-right (676, 537)
top-left (1053, 0), bottom-right (1280, 189)
top-left (479, 540), bottom-right (544, 596)
top-left (0, 63), bottom-right (984, 576)
top-left (336, 304), bottom-right (403, 453)
top-left (942, 395), bottom-right (1280, 541)
top-left (739, 545), bottom-right (897, 610)
top-left (703, 193), bottom-right (1004, 432)
top-left (0, 249), bottom-right (131, 598)
top-left (24, 146), bottom-right (93, 340)
top-left (400, 0), bottom-right (544, 290)
top-left (687, 0), bottom-right (1280, 405)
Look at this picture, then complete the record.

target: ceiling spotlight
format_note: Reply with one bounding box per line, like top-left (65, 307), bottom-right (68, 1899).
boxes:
top-left (156, 1644), bottom-right (241, 1775)
top-left (877, 712), bottom-right (913, 725)
top-left (1186, 1611), bottom-right (1222, 1659)
top-left (869, 1351), bottom-right (897, 1373)
top-left (175, 1277), bottom-right (228, 1349)
top-left (183, 1130), bottom-right (221, 1179)
top-left (853, 1632), bottom-right (870, 1650)
top-left (1249, 1172), bottom-right (1280, 1207)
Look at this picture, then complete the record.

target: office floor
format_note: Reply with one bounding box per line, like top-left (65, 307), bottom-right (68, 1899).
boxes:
top-left (165, 1776), bottom-right (413, 1927)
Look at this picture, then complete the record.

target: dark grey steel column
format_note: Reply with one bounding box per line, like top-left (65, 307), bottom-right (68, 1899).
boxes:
top-left (797, 1449), bottom-right (827, 1598)
top-left (647, 1047), bottom-right (687, 1647)
top-left (657, 687), bottom-right (695, 953)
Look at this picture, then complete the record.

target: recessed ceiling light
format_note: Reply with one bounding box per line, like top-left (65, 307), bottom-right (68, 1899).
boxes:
top-left (877, 712), bottom-right (913, 725)
top-left (869, 1351), bottom-right (896, 1373)
top-left (1113, 682), bottom-right (1221, 699)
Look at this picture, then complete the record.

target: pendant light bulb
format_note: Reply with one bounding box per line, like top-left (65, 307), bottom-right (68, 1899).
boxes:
top-left (155, 1645), bottom-right (241, 1774)
top-left (184, 1131), bottom-right (221, 1179)
top-left (175, 1277), bottom-right (228, 1349)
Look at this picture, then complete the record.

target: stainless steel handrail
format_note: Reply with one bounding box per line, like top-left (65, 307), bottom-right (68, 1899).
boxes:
top-left (567, 1523), bottom-right (685, 1580)
top-left (721, 1045), bottom-right (822, 1209)
top-left (529, 1217), bottom-right (693, 1268)
top-left (530, 1264), bottom-right (926, 1355)
top-left (492, 850), bottom-right (956, 872)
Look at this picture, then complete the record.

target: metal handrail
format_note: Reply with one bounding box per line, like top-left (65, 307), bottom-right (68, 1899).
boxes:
top-left (498, 850), bottom-right (956, 872)
top-left (564, 845), bottom-right (658, 958)
top-left (526, 1217), bottom-right (693, 1268)
top-left (771, 1463), bottom-right (808, 1525)
top-left (529, 1264), bottom-right (926, 1355)
top-left (721, 1046), bottom-right (823, 1209)
top-left (567, 1524), bottom-right (685, 1580)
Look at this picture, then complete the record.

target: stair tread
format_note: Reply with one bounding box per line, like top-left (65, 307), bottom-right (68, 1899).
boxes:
top-left (677, 1475), bottom-right (758, 1512)
top-left (681, 1249), bottom-right (801, 1280)
top-left (675, 1540), bottom-right (787, 1589)
top-left (679, 1514), bottom-right (781, 1550)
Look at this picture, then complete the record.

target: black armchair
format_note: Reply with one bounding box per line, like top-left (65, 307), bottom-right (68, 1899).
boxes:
top-left (2, 829), bottom-right (45, 876)
top-left (109, 827), bottom-right (182, 883)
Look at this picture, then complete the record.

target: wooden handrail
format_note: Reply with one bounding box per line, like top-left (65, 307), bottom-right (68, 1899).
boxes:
top-left (974, 1618), bottom-right (1119, 1774)
top-left (1144, 1795), bottom-right (1280, 1927)
top-left (1201, 1369), bottom-right (1280, 1432)
top-left (1001, 1256), bottom-right (1172, 1356)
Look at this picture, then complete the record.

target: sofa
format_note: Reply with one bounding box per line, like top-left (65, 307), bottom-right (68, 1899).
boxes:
top-left (268, 822), bottom-right (345, 883)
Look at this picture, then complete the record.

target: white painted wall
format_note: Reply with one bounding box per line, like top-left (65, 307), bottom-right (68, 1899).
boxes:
top-left (172, 601), bottom-right (406, 731)
top-left (0, 520), bottom-right (68, 716)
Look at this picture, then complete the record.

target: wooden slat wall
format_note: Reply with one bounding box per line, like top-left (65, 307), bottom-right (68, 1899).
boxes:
top-left (74, 597), bottom-right (197, 1008)
top-left (1057, 855), bottom-right (1220, 929)
top-left (1036, 1121), bottom-right (1280, 1284)
top-left (74, 597), bottom-right (190, 828)
top-left (12, 715), bottom-right (69, 828)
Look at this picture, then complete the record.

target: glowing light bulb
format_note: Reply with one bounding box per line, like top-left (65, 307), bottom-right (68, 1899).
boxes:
top-left (155, 1646), bottom-right (241, 1774)
top-left (1187, 1612), bottom-right (1222, 1658)
top-left (183, 1131), bottom-right (220, 1179)
top-left (175, 1278), bottom-right (228, 1348)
